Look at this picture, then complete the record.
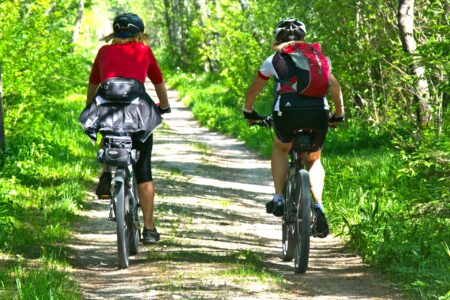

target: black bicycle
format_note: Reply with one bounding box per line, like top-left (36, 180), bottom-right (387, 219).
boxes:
top-left (254, 116), bottom-right (319, 273)
top-left (97, 135), bottom-right (141, 269)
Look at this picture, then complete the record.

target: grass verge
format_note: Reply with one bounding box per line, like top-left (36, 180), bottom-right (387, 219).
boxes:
top-left (0, 93), bottom-right (96, 299)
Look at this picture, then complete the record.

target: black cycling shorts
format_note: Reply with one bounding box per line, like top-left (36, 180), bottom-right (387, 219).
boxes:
top-left (272, 99), bottom-right (329, 152)
top-left (132, 134), bottom-right (153, 183)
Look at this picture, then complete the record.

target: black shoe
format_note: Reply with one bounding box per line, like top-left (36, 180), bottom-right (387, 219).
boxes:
top-left (95, 172), bottom-right (112, 199)
top-left (266, 200), bottom-right (274, 214)
top-left (266, 196), bottom-right (284, 217)
top-left (142, 228), bottom-right (160, 244)
top-left (312, 207), bottom-right (329, 238)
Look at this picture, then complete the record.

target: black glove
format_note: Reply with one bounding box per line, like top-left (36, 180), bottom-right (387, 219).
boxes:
top-left (243, 109), bottom-right (261, 120)
top-left (159, 105), bottom-right (171, 114)
top-left (329, 113), bottom-right (345, 123)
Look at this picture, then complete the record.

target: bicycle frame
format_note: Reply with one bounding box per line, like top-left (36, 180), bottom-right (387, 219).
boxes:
top-left (98, 135), bottom-right (141, 269)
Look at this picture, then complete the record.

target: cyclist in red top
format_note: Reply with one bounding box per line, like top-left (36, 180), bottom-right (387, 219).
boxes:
top-left (87, 13), bottom-right (171, 244)
top-left (244, 19), bottom-right (345, 238)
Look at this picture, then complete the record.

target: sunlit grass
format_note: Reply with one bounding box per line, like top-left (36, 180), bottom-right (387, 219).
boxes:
top-left (204, 198), bottom-right (233, 208)
top-left (0, 91), bottom-right (95, 299)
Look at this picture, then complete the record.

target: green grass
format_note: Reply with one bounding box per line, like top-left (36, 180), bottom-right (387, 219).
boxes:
top-left (165, 71), bottom-right (450, 299)
top-left (0, 92), bottom-right (95, 299)
top-left (190, 141), bottom-right (211, 156)
top-left (147, 248), bottom-right (281, 283)
top-left (0, 251), bottom-right (81, 300)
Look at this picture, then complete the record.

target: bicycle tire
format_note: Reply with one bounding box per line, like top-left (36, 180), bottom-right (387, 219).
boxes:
top-left (113, 170), bottom-right (129, 269)
top-left (282, 175), bottom-right (297, 261)
top-left (128, 175), bottom-right (140, 256)
top-left (294, 169), bottom-right (312, 274)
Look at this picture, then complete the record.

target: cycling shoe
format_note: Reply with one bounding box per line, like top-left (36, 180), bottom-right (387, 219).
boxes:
top-left (312, 207), bottom-right (329, 238)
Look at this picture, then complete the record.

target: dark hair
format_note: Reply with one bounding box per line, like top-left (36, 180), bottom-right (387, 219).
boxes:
top-left (113, 13), bottom-right (145, 38)
top-left (273, 18), bottom-right (306, 43)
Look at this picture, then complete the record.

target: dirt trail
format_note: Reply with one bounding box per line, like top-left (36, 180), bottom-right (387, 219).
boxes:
top-left (68, 86), bottom-right (403, 299)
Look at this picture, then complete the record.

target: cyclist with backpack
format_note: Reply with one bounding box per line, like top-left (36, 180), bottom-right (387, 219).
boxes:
top-left (243, 19), bottom-right (345, 237)
top-left (85, 13), bottom-right (171, 244)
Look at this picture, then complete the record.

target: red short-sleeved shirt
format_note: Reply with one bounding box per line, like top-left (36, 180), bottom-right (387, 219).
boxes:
top-left (89, 41), bottom-right (163, 85)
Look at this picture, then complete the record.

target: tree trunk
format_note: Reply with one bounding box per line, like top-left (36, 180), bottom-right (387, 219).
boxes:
top-left (238, 0), bottom-right (249, 10)
top-left (397, 0), bottom-right (431, 125)
top-left (163, 0), bottom-right (176, 46)
top-left (214, 0), bottom-right (221, 19)
top-left (194, 0), bottom-right (214, 72)
top-left (0, 64), bottom-right (5, 151)
top-left (238, 0), bottom-right (263, 48)
top-left (72, 0), bottom-right (84, 44)
top-left (164, 0), bottom-right (188, 66)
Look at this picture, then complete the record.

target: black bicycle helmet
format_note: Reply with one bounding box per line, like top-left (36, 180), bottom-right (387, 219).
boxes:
top-left (273, 18), bottom-right (306, 43)
top-left (113, 13), bottom-right (145, 38)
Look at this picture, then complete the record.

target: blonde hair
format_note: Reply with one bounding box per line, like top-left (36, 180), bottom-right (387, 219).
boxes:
top-left (100, 32), bottom-right (149, 45)
top-left (272, 40), bottom-right (304, 51)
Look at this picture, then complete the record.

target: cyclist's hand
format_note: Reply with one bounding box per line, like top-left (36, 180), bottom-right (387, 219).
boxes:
top-left (158, 105), bottom-right (172, 115)
top-left (243, 109), bottom-right (260, 125)
top-left (329, 113), bottom-right (345, 128)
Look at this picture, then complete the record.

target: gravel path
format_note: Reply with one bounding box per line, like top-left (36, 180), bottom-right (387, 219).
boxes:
top-left (68, 86), bottom-right (403, 299)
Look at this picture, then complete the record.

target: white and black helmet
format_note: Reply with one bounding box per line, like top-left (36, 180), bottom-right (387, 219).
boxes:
top-left (113, 13), bottom-right (145, 38)
top-left (273, 18), bottom-right (306, 43)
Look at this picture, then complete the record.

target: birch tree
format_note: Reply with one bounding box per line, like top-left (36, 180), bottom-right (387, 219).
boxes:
top-left (72, 0), bottom-right (84, 44)
top-left (398, 0), bottom-right (431, 125)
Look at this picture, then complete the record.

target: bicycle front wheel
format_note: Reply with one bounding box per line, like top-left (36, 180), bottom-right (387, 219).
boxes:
top-left (113, 170), bottom-right (129, 269)
top-left (282, 175), bottom-right (297, 261)
top-left (294, 169), bottom-right (312, 274)
top-left (128, 175), bottom-right (140, 256)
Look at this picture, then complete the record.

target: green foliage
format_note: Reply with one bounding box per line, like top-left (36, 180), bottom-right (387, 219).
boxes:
top-left (0, 0), bottom-right (96, 298)
top-left (0, 0), bottom-right (85, 100)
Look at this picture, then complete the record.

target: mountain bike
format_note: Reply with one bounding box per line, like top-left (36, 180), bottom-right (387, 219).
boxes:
top-left (253, 116), bottom-right (319, 274)
top-left (97, 135), bottom-right (141, 269)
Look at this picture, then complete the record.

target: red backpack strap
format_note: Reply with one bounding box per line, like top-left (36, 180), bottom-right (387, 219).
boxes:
top-left (312, 42), bottom-right (322, 52)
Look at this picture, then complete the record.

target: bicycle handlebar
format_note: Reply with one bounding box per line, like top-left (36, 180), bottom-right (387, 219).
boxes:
top-left (249, 113), bottom-right (344, 129)
top-left (244, 111), bottom-right (345, 128)
top-left (250, 115), bottom-right (273, 128)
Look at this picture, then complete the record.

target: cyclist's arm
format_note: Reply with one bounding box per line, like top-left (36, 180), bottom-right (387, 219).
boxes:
top-left (154, 81), bottom-right (170, 109)
top-left (330, 75), bottom-right (344, 117)
top-left (244, 76), bottom-right (268, 112)
top-left (87, 83), bottom-right (99, 105)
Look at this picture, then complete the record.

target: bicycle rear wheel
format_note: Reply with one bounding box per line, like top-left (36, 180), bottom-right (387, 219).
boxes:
top-left (128, 175), bottom-right (140, 256)
top-left (282, 175), bottom-right (297, 261)
top-left (294, 169), bottom-right (312, 274)
top-left (113, 170), bottom-right (129, 269)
